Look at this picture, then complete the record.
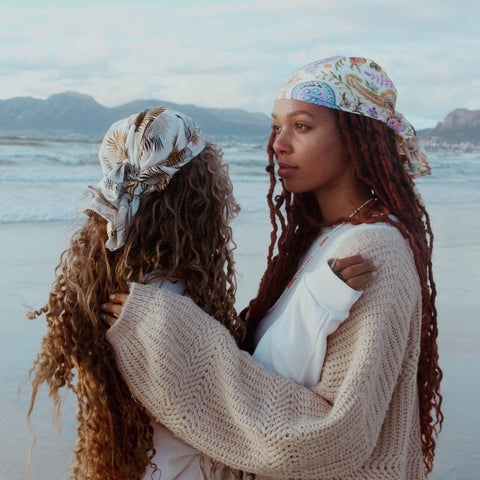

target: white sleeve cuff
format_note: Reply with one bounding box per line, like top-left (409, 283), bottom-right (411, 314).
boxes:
top-left (304, 259), bottom-right (362, 320)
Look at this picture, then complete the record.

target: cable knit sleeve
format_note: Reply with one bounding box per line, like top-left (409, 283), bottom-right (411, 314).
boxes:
top-left (106, 226), bottom-right (421, 479)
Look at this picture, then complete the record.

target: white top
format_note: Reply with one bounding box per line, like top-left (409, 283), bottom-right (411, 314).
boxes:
top-left (253, 223), bottom-right (366, 387)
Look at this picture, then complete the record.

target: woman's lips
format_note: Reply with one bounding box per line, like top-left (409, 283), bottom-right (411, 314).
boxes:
top-left (277, 163), bottom-right (296, 178)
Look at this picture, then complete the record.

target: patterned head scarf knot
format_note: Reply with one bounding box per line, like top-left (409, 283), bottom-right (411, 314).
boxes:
top-left (84, 107), bottom-right (206, 250)
top-left (275, 56), bottom-right (431, 179)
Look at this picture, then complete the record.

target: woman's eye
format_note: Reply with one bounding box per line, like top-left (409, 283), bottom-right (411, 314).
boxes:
top-left (295, 122), bottom-right (309, 131)
top-left (271, 124), bottom-right (281, 133)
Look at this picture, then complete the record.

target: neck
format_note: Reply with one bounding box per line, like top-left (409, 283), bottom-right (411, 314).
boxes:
top-left (315, 186), bottom-right (373, 223)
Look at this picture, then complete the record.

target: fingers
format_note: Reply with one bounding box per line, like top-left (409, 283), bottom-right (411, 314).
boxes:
top-left (345, 271), bottom-right (377, 291)
top-left (101, 301), bottom-right (124, 317)
top-left (109, 293), bottom-right (129, 305)
top-left (102, 313), bottom-right (118, 326)
top-left (331, 254), bottom-right (370, 273)
top-left (330, 254), bottom-right (378, 290)
top-left (101, 293), bottom-right (129, 327)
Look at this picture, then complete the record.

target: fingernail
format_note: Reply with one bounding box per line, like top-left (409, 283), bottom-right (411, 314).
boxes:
top-left (109, 294), bottom-right (115, 299)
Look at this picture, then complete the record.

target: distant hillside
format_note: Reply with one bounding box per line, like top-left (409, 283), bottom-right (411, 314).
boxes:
top-left (0, 91), bottom-right (271, 142)
top-left (1, 92), bottom-right (478, 150)
top-left (420, 108), bottom-right (480, 151)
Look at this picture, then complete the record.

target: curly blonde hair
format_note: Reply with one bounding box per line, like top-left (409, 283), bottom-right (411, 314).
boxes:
top-left (27, 142), bottom-right (244, 479)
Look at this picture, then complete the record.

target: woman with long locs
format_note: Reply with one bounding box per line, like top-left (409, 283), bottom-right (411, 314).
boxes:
top-left (27, 106), bottom-right (372, 479)
top-left (103, 56), bottom-right (443, 480)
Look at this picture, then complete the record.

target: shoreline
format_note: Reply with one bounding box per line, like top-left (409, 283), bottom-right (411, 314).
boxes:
top-left (0, 202), bottom-right (479, 479)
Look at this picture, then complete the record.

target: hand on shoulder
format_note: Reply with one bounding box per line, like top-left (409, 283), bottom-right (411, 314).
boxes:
top-left (329, 254), bottom-right (377, 291)
top-left (101, 293), bottom-right (129, 326)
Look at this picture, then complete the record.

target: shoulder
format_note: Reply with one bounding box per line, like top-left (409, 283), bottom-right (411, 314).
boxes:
top-left (334, 222), bottom-right (419, 297)
top-left (334, 221), bottom-right (412, 261)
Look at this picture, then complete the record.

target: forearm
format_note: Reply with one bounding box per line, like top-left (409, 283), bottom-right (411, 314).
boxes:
top-left (107, 284), bottom-right (374, 478)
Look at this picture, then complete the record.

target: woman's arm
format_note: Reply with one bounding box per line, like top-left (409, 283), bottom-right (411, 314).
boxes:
top-left (102, 254), bottom-right (376, 326)
top-left (106, 227), bottom-right (420, 478)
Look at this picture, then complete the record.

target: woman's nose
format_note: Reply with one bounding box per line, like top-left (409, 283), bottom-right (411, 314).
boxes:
top-left (272, 129), bottom-right (292, 155)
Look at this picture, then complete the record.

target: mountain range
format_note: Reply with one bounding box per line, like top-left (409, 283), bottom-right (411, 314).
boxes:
top-left (0, 91), bottom-right (479, 147)
top-left (0, 91), bottom-right (271, 142)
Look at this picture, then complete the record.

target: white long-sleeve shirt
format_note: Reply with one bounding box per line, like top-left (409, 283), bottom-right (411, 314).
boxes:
top-left (253, 223), bottom-right (363, 387)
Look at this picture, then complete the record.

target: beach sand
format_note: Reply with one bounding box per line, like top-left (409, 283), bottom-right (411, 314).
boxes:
top-left (0, 203), bottom-right (478, 479)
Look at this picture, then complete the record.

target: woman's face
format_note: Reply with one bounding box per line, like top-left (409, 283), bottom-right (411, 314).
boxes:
top-left (271, 99), bottom-right (352, 203)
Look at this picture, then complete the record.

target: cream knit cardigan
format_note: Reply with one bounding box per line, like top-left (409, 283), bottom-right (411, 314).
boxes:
top-left (107, 225), bottom-right (425, 479)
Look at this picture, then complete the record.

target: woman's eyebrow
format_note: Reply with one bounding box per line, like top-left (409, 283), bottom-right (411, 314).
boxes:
top-left (271, 110), bottom-right (316, 119)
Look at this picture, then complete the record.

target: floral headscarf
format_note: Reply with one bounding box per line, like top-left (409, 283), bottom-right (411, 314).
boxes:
top-left (275, 56), bottom-right (430, 179)
top-left (84, 107), bottom-right (206, 250)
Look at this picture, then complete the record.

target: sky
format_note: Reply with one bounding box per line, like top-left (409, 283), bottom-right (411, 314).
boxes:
top-left (1, 0), bottom-right (479, 129)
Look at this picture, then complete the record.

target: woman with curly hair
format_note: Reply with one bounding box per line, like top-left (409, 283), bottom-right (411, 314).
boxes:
top-left (103, 56), bottom-right (443, 480)
top-left (27, 107), bottom-right (247, 479)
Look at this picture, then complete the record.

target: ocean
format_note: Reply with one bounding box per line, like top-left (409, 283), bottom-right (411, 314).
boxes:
top-left (1, 136), bottom-right (479, 224)
top-left (0, 136), bottom-right (479, 479)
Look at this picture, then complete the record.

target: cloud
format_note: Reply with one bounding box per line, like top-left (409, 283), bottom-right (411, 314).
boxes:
top-left (57, 30), bottom-right (111, 69)
top-left (0, 0), bottom-right (478, 127)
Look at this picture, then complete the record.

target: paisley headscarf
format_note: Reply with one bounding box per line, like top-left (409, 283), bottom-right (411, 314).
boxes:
top-left (84, 107), bottom-right (206, 250)
top-left (275, 56), bottom-right (430, 179)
